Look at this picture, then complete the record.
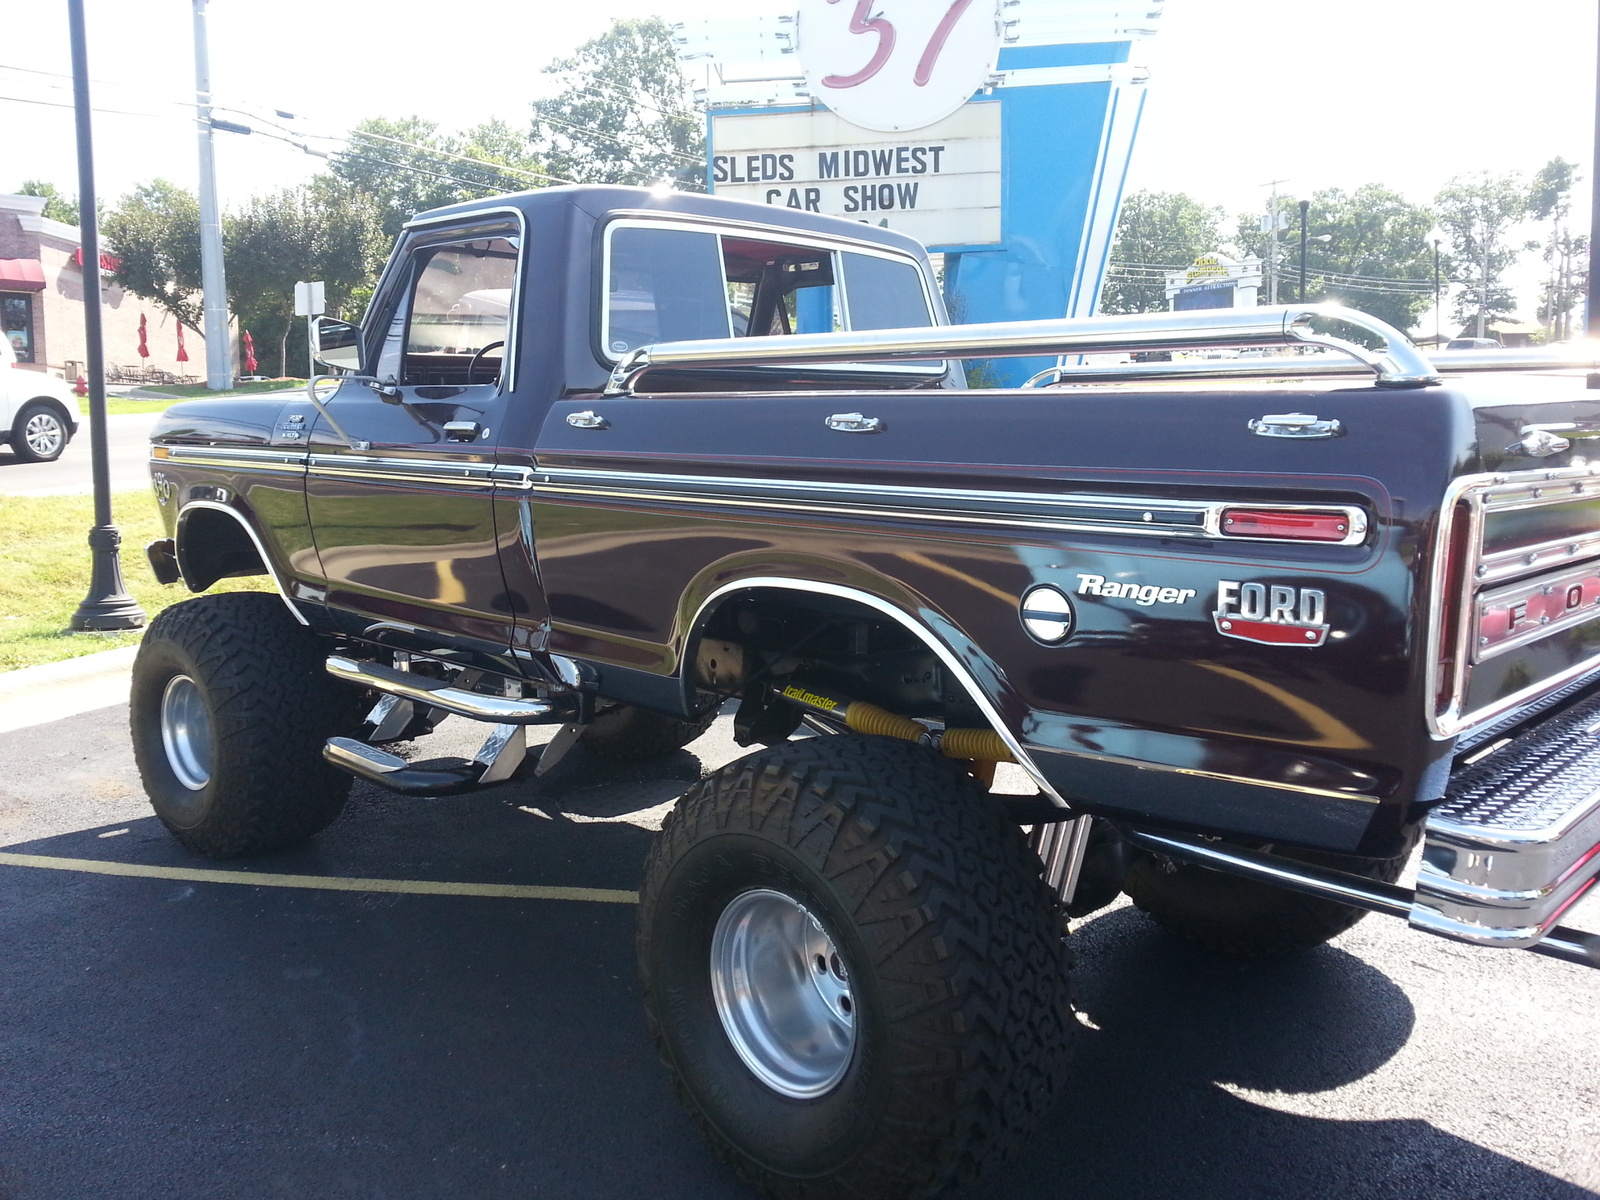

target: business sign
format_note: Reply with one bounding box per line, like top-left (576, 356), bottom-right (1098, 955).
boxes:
top-left (710, 102), bottom-right (1000, 247)
top-left (796, 0), bottom-right (1003, 133)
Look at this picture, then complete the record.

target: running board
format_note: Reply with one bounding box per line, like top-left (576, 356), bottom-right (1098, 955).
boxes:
top-left (1119, 827), bottom-right (1600, 970)
top-left (324, 723), bottom-right (532, 795)
top-left (326, 655), bottom-right (559, 724)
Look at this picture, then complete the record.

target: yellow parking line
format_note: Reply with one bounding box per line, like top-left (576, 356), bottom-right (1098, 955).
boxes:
top-left (0, 852), bottom-right (638, 904)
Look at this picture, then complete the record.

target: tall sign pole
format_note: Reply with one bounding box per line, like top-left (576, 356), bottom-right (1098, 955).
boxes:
top-left (193, 0), bottom-right (232, 391)
top-left (67, 0), bottom-right (145, 633)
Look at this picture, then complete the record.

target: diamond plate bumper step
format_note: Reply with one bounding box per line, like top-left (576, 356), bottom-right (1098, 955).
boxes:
top-left (1412, 690), bottom-right (1600, 948)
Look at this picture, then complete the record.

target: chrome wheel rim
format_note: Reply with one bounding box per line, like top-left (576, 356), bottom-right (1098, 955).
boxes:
top-left (710, 888), bottom-right (856, 1098)
top-left (23, 412), bottom-right (63, 457)
top-left (160, 675), bottom-right (213, 792)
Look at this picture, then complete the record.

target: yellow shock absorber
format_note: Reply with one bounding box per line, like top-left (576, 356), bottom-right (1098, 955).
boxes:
top-left (842, 701), bottom-right (930, 743)
top-left (938, 726), bottom-right (1014, 764)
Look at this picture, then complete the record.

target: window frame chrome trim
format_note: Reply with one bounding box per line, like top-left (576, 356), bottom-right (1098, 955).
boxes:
top-left (596, 212), bottom-right (941, 375)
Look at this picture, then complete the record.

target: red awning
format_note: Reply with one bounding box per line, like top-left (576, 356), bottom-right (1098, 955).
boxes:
top-left (0, 258), bottom-right (46, 292)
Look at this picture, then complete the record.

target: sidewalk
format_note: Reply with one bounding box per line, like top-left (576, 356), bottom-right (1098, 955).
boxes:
top-left (0, 645), bottom-right (137, 733)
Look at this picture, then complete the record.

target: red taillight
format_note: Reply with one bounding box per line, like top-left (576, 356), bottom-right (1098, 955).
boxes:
top-left (1219, 508), bottom-right (1355, 542)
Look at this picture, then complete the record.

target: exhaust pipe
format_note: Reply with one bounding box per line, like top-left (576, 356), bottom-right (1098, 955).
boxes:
top-left (1119, 827), bottom-right (1600, 970)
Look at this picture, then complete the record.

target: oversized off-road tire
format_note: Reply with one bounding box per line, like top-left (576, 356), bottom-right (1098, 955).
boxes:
top-left (130, 592), bottom-right (361, 858)
top-left (1124, 840), bottom-right (1413, 957)
top-left (10, 402), bottom-right (69, 463)
top-left (638, 735), bottom-right (1073, 1200)
top-left (578, 702), bottom-right (716, 761)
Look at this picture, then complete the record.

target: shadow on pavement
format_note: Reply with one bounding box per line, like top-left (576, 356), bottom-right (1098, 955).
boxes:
top-left (974, 906), bottom-right (1593, 1200)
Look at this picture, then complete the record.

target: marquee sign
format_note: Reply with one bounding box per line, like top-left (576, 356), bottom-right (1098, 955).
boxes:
top-left (709, 103), bottom-right (1000, 247)
top-left (796, 0), bottom-right (1003, 133)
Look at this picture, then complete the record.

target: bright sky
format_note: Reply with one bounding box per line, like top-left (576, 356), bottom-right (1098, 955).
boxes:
top-left (4, 0), bottom-right (1596, 314)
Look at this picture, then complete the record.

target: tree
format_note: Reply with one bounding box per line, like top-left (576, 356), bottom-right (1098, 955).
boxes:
top-left (331, 115), bottom-right (553, 241)
top-left (17, 180), bottom-right (77, 225)
top-left (1434, 171), bottom-right (1531, 334)
top-left (1529, 157), bottom-right (1586, 341)
top-left (1233, 184), bottom-right (1438, 334)
top-left (101, 179), bottom-right (205, 329)
top-left (530, 17), bottom-right (705, 189)
top-left (225, 177), bottom-right (388, 376)
top-left (1099, 191), bottom-right (1226, 314)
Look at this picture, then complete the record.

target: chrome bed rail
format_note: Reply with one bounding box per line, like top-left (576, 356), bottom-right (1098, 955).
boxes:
top-left (606, 304), bottom-right (1442, 395)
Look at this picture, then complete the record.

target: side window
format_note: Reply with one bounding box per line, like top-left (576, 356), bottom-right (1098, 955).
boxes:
top-left (2, 295), bottom-right (35, 363)
top-left (839, 253), bottom-right (932, 331)
top-left (605, 227), bottom-right (730, 357)
top-left (376, 234), bottom-right (518, 387)
top-left (719, 238), bottom-right (840, 338)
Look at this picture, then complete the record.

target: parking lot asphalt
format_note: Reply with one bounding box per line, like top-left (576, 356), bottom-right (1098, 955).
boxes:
top-left (1, 704), bottom-right (1597, 1200)
top-left (0, 411), bottom-right (161, 497)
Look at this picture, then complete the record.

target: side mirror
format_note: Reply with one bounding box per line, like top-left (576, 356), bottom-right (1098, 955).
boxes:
top-left (312, 316), bottom-right (362, 372)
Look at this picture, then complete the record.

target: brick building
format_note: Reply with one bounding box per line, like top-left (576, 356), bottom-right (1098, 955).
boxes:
top-left (0, 192), bottom-right (219, 382)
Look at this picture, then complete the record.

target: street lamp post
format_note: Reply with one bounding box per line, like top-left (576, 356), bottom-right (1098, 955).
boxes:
top-left (1433, 239), bottom-right (1442, 346)
top-left (66, 0), bottom-right (145, 633)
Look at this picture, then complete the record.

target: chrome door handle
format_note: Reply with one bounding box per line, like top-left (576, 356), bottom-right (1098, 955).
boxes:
top-left (1247, 412), bottom-right (1343, 439)
top-left (443, 420), bottom-right (484, 442)
top-left (566, 410), bottom-right (610, 430)
top-left (825, 412), bottom-right (883, 433)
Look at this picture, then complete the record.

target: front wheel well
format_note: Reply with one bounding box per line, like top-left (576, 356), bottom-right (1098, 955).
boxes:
top-left (11, 396), bottom-right (76, 433)
top-left (175, 505), bottom-right (269, 591)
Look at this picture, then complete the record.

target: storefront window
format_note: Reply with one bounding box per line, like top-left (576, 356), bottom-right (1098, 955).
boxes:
top-left (2, 295), bottom-right (34, 363)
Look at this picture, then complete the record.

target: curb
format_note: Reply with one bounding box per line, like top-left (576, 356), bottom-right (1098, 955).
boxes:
top-left (0, 644), bottom-right (140, 733)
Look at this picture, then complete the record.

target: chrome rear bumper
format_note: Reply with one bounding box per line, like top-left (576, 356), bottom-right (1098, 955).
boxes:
top-left (1411, 691), bottom-right (1600, 949)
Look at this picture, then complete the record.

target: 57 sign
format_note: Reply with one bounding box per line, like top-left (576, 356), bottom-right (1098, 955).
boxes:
top-left (798, 0), bottom-right (1002, 133)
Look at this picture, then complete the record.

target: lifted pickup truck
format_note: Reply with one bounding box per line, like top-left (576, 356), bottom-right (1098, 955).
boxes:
top-left (136, 185), bottom-right (1600, 1199)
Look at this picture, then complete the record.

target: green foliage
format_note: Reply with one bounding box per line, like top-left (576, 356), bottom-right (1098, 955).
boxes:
top-left (1233, 184), bottom-right (1439, 333)
top-left (1100, 190), bottom-right (1226, 314)
top-left (17, 180), bottom-right (78, 225)
top-left (1434, 171), bottom-right (1530, 329)
top-left (330, 115), bottom-right (553, 241)
top-left (531, 17), bottom-right (705, 188)
top-left (101, 179), bottom-right (205, 328)
top-left (224, 177), bottom-right (388, 376)
top-left (1528, 158), bottom-right (1586, 341)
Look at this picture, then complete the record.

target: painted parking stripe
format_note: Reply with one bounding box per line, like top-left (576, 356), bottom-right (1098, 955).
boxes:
top-left (0, 852), bottom-right (638, 904)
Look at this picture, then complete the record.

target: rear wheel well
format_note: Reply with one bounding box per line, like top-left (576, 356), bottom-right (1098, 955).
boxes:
top-left (687, 586), bottom-right (991, 729)
top-left (175, 506), bottom-right (269, 591)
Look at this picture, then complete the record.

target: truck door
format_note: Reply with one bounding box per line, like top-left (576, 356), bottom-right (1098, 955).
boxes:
top-left (305, 216), bottom-right (530, 659)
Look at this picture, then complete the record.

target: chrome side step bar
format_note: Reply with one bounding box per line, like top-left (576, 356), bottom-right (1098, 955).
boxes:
top-left (326, 655), bottom-right (559, 724)
top-left (1119, 828), bottom-right (1600, 970)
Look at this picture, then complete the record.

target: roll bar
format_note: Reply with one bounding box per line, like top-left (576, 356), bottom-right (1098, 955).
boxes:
top-left (605, 304), bottom-right (1445, 395)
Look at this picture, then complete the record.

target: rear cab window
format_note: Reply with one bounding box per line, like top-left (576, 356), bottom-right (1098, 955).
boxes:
top-left (600, 218), bottom-right (939, 381)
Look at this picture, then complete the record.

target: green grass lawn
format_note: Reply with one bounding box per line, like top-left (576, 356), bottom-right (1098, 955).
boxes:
top-left (0, 491), bottom-right (271, 672)
top-left (105, 379), bottom-right (305, 416)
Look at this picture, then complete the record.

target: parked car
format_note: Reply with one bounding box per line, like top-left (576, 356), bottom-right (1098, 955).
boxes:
top-left (1445, 336), bottom-right (1503, 350)
top-left (0, 338), bottom-right (81, 463)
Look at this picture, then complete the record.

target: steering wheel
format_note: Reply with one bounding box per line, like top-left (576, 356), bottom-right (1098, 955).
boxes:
top-left (466, 340), bottom-right (505, 385)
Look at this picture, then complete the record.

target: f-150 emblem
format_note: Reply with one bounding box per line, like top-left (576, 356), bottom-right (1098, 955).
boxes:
top-left (1214, 581), bottom-right (1329, 647)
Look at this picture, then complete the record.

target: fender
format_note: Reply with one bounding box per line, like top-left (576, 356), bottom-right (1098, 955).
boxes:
top-left (175, 499), bottom-right (310, 627)
top-left (682, 574), bottom-right (1068, 807)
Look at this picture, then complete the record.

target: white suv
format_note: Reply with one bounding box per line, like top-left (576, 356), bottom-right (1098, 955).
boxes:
top-left (0, 339), bottom-right (82, 463)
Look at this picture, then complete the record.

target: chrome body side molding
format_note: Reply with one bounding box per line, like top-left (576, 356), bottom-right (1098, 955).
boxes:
top-left (532, 466), bottom-right (1369, 547)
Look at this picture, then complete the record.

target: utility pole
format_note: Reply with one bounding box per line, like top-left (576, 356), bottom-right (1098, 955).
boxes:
top-left (1589, 2), bottom-right (1600, 338)
top-left (66, 0), bottom-right (145, 633)
top-left (1262, 180), bottom-right (1289, 305)
top-left (1297, 200), bottom-right (1310, 304)
top-left (1440, 236), bottom-right (1452, 345)
top-left (1476, 220), bottom-right (1492, 340)
top-left (192, 0), bottom-right (232, 391)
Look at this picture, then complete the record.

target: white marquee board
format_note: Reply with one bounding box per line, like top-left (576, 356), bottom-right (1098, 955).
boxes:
top-left (709, 103), bottom-right (1001, 248)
